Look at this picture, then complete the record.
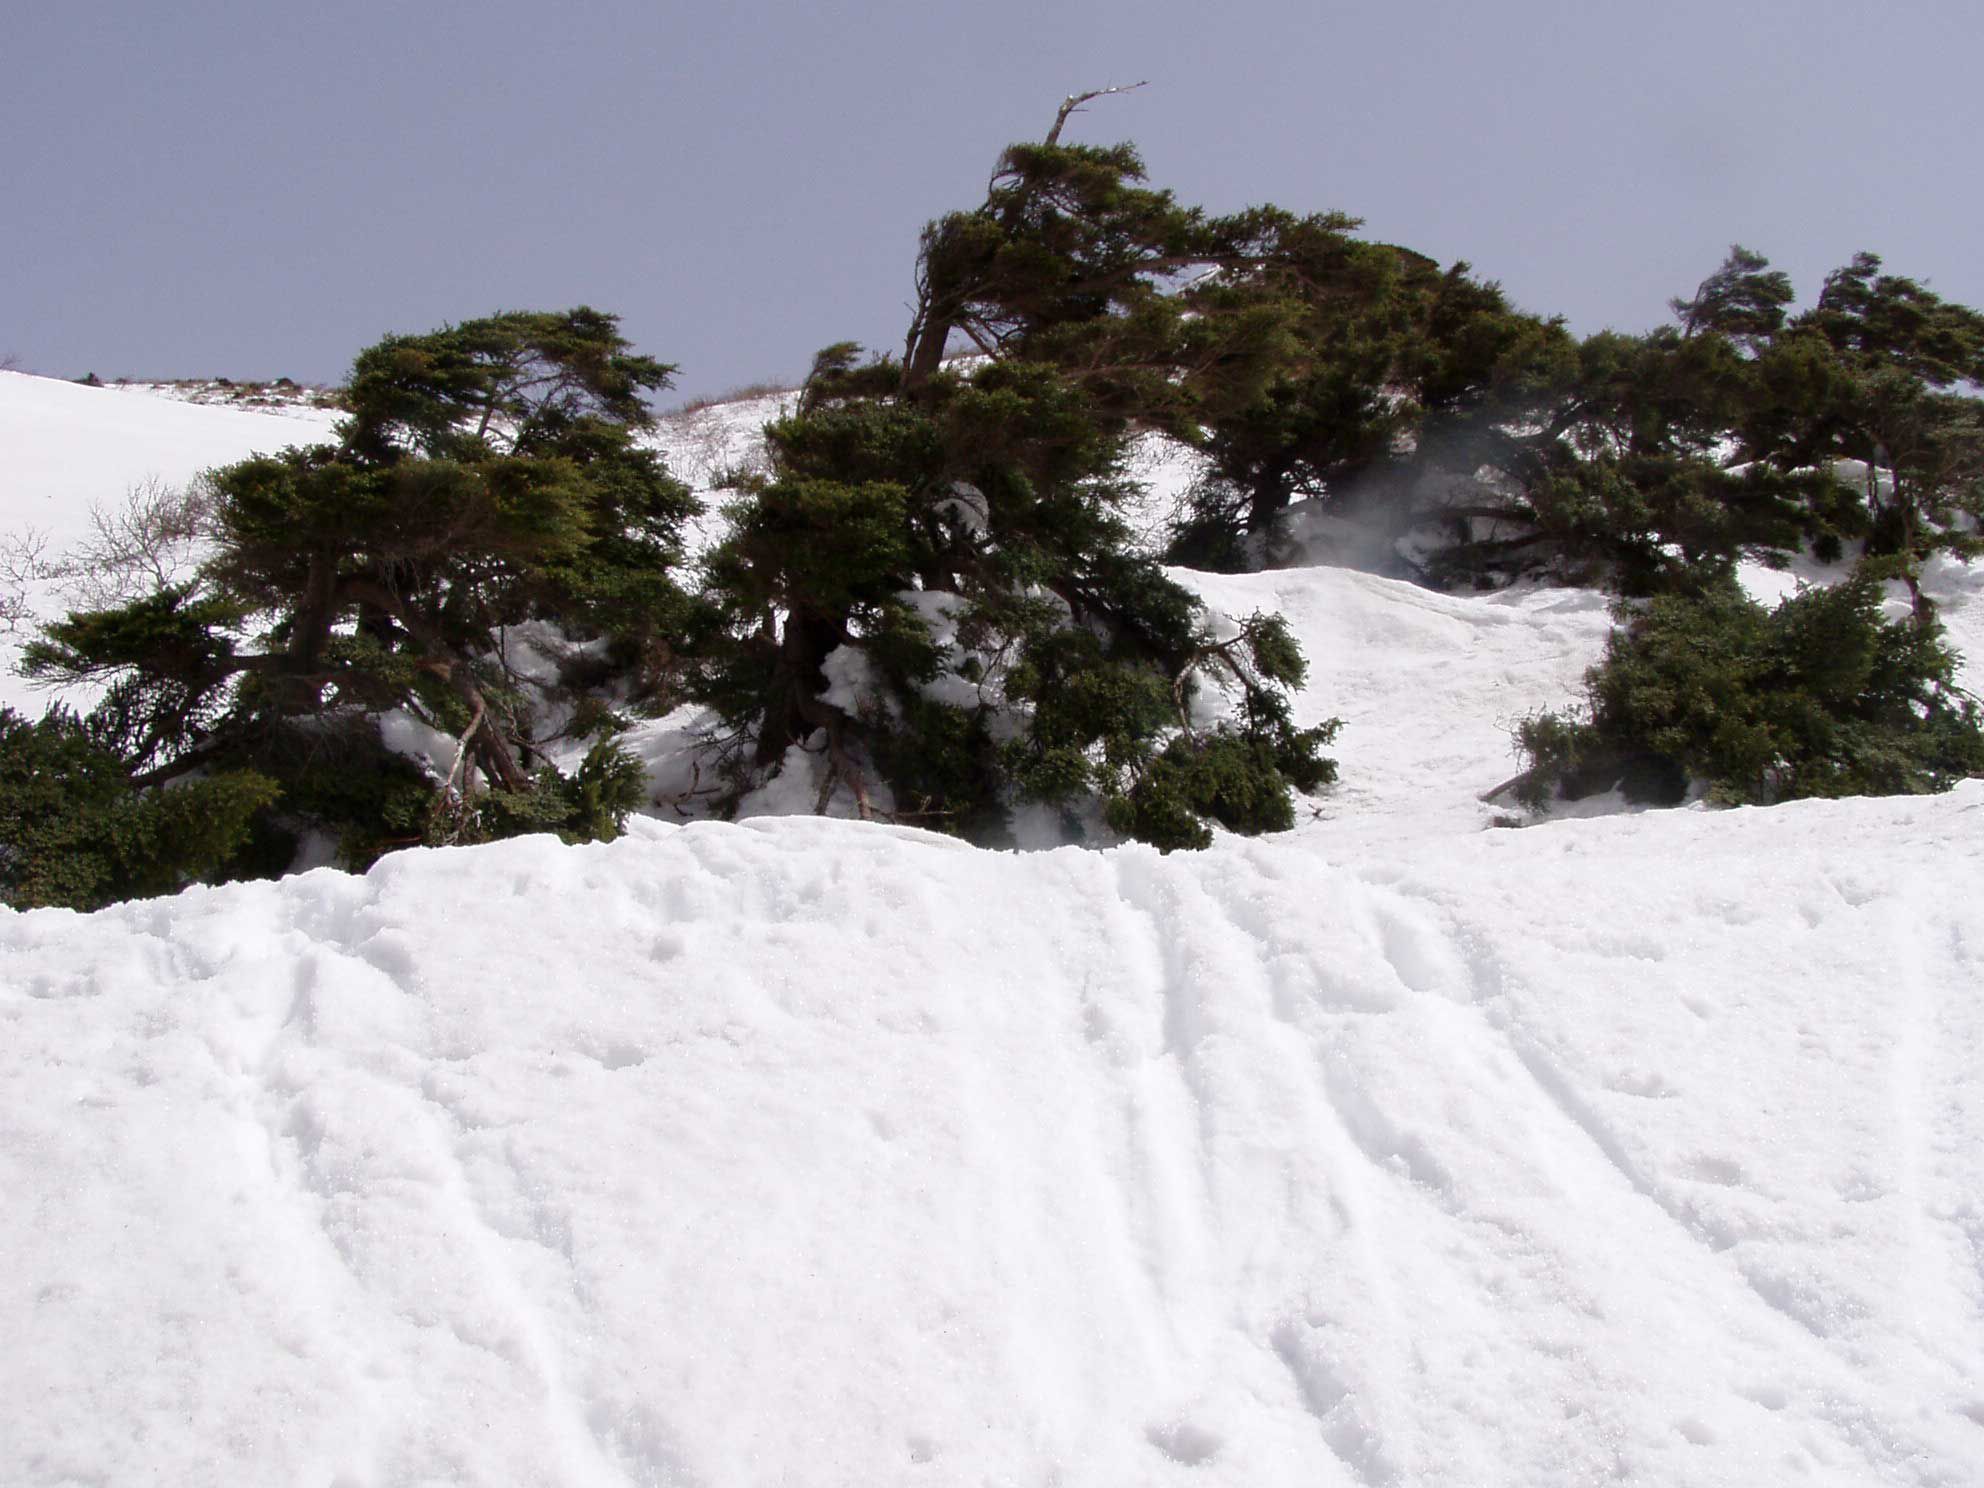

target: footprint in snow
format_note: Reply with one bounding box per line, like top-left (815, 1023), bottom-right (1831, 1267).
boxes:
top-left (1146, 1420), bottom-right (1224, 1466)
top-left (1606, 1068), bottom-right (1677, 1099)
top-left (1684, 1155), bottom-right (1745, 1187)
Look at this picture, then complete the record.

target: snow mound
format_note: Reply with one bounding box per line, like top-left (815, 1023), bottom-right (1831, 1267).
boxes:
top-left (7, 796), bottom-right (1984, 1486)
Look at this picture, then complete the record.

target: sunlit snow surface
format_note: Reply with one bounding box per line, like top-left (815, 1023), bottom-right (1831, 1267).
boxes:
top-left (0, 371), bottom-right (342, 714)
top-left (5, 372), bottom-right (1984, 1486)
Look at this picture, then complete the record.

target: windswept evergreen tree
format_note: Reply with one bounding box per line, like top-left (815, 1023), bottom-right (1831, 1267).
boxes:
top-left (1432, 318), bottom-right (1845, 593)
top-left (22, 309), bottom-right (693, 877)
top-left (1162, 239), bottom-right (1983, 596)
top-left (1670, 244), bottom-right (1794, 348)
top-left (692, 102), bottom-right (1339, 848)
top-left (1169, 253), bottom-right (1574, 571)
top-left (1751, 254), bottom-right (1984, 598)
top-left (1377, 247), bottom-right (1984, 595)
top-left (1494, 250), bottom-right (1984, 817)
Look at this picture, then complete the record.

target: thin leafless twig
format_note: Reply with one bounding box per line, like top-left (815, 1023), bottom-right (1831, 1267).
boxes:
top-left (1045, 82), bottom-right (1150, 145)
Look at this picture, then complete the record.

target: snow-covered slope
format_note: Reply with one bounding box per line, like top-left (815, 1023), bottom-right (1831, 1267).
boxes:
top-left (0, 370), bottom-right (341, 713)
top-left (8, 799), bottom-right (1982, 1486)
top-left (5, 371), bottom-right (1984, 1486)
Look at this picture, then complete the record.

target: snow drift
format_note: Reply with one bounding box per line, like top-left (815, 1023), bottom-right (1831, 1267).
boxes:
top-left (4, 372), bottom-right (1984, 1485)
top-left (8, 799), bottom-right (1983, 1486)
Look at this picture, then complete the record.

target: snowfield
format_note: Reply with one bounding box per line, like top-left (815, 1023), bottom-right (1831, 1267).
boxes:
top-left (0, 370), bottom-right (342, 715)
top-left (4, 371), bottom-right (1983, 1486)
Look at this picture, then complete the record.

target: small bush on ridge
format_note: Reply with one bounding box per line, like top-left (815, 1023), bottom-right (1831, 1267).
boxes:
top-left (1513, 576), bottom-right (1984, 810)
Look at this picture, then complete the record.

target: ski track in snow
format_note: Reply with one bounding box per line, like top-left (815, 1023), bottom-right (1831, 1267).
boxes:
top-left (8, 800), bottom-right (1984, 1486)
top-left (7, 372), bottom-right (1984, 1485)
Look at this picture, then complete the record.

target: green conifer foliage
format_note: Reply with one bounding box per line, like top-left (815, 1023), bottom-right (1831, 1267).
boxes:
top-left (692, 110), bottom-right (1340, 847)
top-left (0, 707), bottom-right (277, 910)
top-left (1172, 238), bottom-right (1983, 596)
top-left (1459, 249), bottom-right (1984, 594)
top-left (24, 309), bottom-right (693, 872)
top-left (694, 349), bottom-right (1336, 847)
top-left (1761, 256), bottom-right (1984, 585)
top-left (1670, 245), bottom-right (1794, 348)
top-left (1172, 255), bottom-right (1575, 571)
top-left (903, 137), bottom-right (1359, 434)
top-left (1513, 577), bottom-right (1984, 809)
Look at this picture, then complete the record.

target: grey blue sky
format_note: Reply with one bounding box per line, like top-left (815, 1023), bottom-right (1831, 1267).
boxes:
top-left (5, 0), bottom-right (1980, 401)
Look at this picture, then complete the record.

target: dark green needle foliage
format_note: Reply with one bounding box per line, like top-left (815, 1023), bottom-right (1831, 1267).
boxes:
top-left (692, 350), bottom-right (1337, 847)
top-left (692, 114), bottom-right (1341, 847)
top-left (1163, 236), bottom-right (1984, 600)
top-left (1170, 253), bottom-right (1574, 572)
top-left (26, 111), bottom-right (1984, 906)
top-left (1438, 247), bottom-right (1984, 594)
top-left (23, 309), bottom-right (696, 877)
top-left (1512, 576), bottom-right (1984, 810)
top-left (0, 707), bottom-right (278, 910)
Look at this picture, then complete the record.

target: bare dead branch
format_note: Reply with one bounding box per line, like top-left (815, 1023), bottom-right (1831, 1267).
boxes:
top-left (427, 695), bottom-right (490, 843)
top-left (50, 477), bottom-right (216, 611)
top-left (1045, 82), bottom-right (1150, 146)
top-left (0, 526), bottom-right (54, 633)
top-left (811, 724), bottom-right (867, 820)
top-left (443, 696), bottom-right (487, 800)
top-left (337, 574), bottom-right (533, 792)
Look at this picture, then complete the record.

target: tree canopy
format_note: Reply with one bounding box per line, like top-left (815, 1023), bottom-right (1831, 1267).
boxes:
top-left (692, 112), bottom-right (1343, 847)
top-left (23, 308), bottom-right (690, 880)
top-left (9, 109), bottom-right (1984, 907)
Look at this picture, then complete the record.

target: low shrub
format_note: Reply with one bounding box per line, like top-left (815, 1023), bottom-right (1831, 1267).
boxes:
top-left (1514, 575), bottom-right (1984, 809)
top-left (0, 708), bottom-right (277, 911)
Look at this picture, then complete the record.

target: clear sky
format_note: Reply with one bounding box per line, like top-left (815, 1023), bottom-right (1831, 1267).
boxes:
top-left (6, 0), bottom-right (1980, 402)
